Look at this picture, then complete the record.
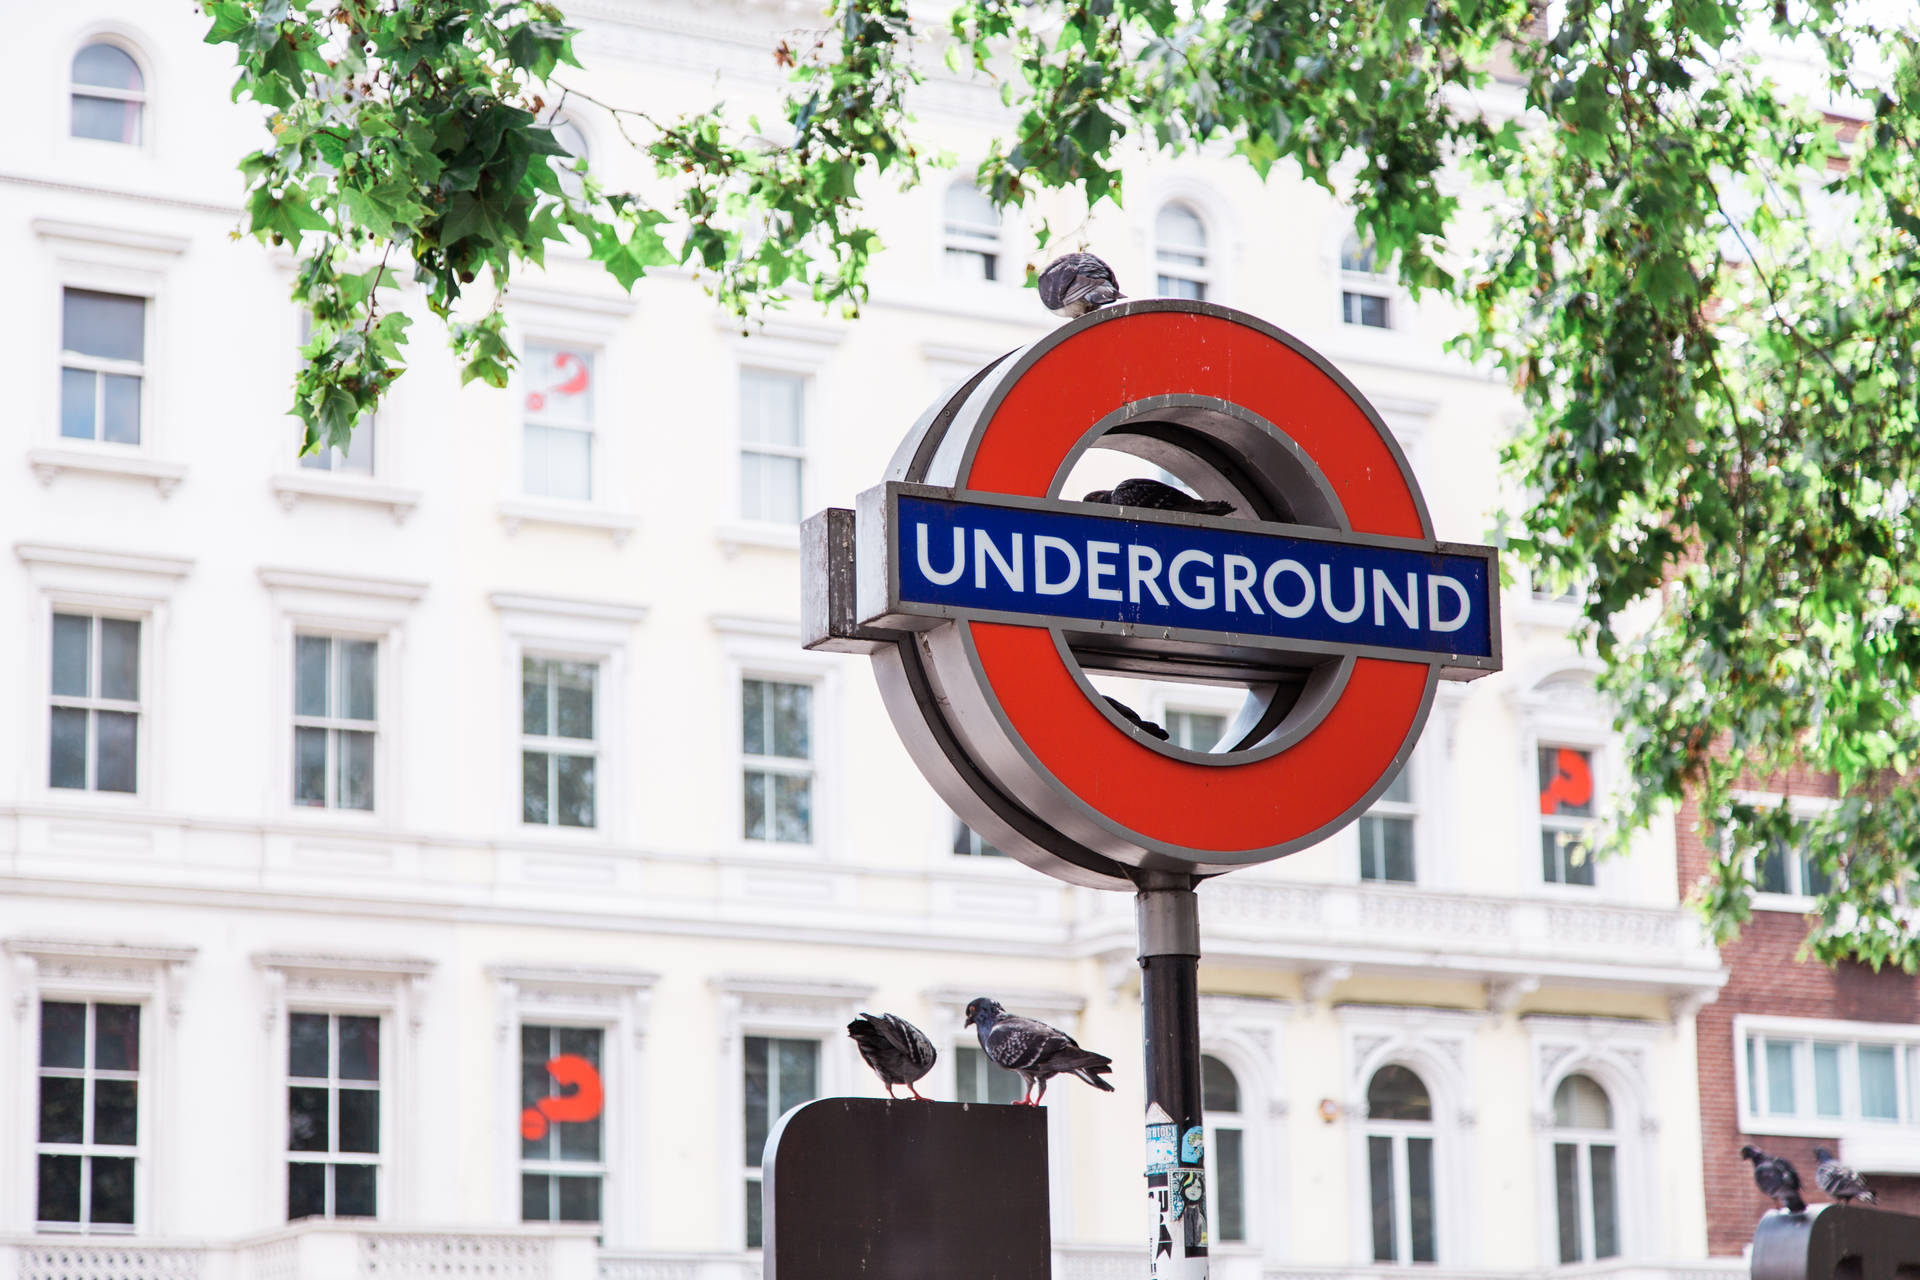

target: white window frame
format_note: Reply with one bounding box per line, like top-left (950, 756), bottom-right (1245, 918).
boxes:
top-left (1735, 792), bottom-right (1839, 912)
top-left (1338, 227), bottom-right (1398, 331)
top-left (736, 366), bottom-right (811, 528)
top-left (718, 618), bottom-right (836, 856)
top-left (67, 33), bottom-right (150, 151)
top-left (1362, 1073), bottom-right (1439, 1264)
top-left (1198, 996), bottom-right (1289, 1260)
top-left (715, 322), bottom-right (841, 552)
top-left (518, 338), bottom-right (603, 503)
top-left (283, 1009), bottom-right (387, 1220)
top-left (1201, 1054), bottom-right (1248, 1245)
top-left (1153, 200), bottom-right (1215, 301)
top-left (1358, 767), bottom-right (1419, 885)
top-left (31, 999), bottom-right (145, 1234)
top-left (517, 654), bottom-right (603, 833)
top-left (516, 1022), bottom-right (610, 1225)
top-left (57, 287), bottom-right (148, 449)
top-left (739, 674), bottom-right (818, 849)
top-left (290, 632), bottom-right (381, 814)
top-left (1734, 1013), bottom-right (1920, 1139)
top-left (940, 180), bottom-right (1005, 283)
top-left (1515, 663), bottom-right (1615, 896)
top-left (46, 611), bottom-right (144, 798)
top-left (1546, 1075), bottom-right (1622, 1263)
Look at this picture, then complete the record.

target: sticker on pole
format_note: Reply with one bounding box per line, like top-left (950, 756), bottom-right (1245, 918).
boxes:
top-left (804, 299), bottom-right (1502, 889)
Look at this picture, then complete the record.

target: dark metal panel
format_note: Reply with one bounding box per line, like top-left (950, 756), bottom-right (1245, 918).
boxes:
top-left (1752, 1203), bottom-right (1920, 1280)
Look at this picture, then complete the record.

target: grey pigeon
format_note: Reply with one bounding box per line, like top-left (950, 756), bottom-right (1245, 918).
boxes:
top-left (1741, 1144), bottom-right (1807, 1213)
top-left (1814, 1146), bottom-right (1876, 1204)
top-left (1103, 696), bottom-right (1170, 741)
top-left (1083, 478), bottom-right (1234, 517)
top-left (964, 997), bottom-right (1114, 1105)
top-left (1038, 252), bottom-right (1123, 318)
top-left (847, 1012), bottom-right (937, 1101)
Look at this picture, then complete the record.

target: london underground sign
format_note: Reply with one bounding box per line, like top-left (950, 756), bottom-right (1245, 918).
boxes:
top-left (804, 299), bottom-right (1502, 890)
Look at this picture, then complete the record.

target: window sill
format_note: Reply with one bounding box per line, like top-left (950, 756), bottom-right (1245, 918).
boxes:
top-left (1736, 1111), bottom-right (1913, 1144)
top-left (717, 522), bottom-right (801, 556)
top-left (29, 447), bottom-right (185, 498)
top-left (1752, 892), bottom-right (1820, 914)
top-left (498, 500), bottom-right (637, 547)
top-left (272, 472), bottom-right (421, 524)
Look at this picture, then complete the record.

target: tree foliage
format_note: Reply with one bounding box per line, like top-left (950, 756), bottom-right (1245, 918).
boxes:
top-left (205, 0), bottom-right (1920, 967)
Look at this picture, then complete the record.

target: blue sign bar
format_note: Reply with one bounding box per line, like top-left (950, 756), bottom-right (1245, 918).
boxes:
top-left (893, 493), bottom-right (1495, 662)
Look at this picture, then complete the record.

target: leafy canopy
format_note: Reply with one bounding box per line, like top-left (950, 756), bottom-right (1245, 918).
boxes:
top-left (205, 0), bottom-right (1920, 968)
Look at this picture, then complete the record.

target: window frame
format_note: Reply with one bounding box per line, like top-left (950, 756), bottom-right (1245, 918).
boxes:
top-left (1153, 200), bottom-right (1214, 301)
top-left (518, 653), bottom-right (603, 832)
top-left (1536, 741), bottom-right (1601, 888)
top-left (290, 632), bottom-right (382, 814)
top-left (1734, 1013), bottom-right (1919, 1138)
top-left (1358, 766), bottom-right (1419, 885)
top-left (283, 1009), bottom-right (388, 1221)
top-left (33, 998), bottom-right (146, 1234)
top-left (517, 338), bottom-right (604, 504)
top-left (1337, 228), bottom-right (1398, 332)
top-left (57, 286), bottom-right (150, 451)
top-left (517, 1021), bottom-right (609, 1225)
top-left (1737, 792), bottom-right (1839, 912)
top-left (1546, 1074), bottom-right (1621, 1263)
top-left (739, 675), bottom-right (818, 848)
top-left (940, 180), bottom-right (1005, 284)
top-left (47, 610), bottom-right (144, 797)
top-left (67, 35), bottom-right (150, 150)
top-left (1200, 1053), bottom-right (1248, 1245)
top-left (736, 366), bottom-right (812, 527)
top-left (1362, 1065), bottom-right (1440, 1264)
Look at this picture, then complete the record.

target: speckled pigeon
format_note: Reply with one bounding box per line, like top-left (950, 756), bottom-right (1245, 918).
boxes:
top-left (1814, 1147), bottom-right (1876, 1205)
top-left (847, 1012), bottom-right (937, 1101)
top-left (1741, 1144), bottom-right (1807, 1213)
top-left (1083, 478), bottom-right (1234, 517)
top-left (964, 997), bottom-right (1114, 1105)
top-left (1038, 252), bottom-right (1123, 318)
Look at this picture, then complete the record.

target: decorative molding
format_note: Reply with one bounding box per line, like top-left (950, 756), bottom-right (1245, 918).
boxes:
top-left (255, 951), bottom-right (434, 978)
top-left (32, 217), bottom-right (192, 255)
top-left (6, 938), bottom-right (197, 967)
top-left (489, 591), bottom-right (651, 624)
top-left (269, 472), bottom-right (421, 524)
top-left (924, 985), bottom-right (1086, 1024)
top-left (497, 499), bottom-right (637, 546)
top-left (1301, 963), bottom-right (1352, 1006)
top-left (1, 170), bottom-right (241, 215)
top-left (708, 612), bottom-right (801, 640)
top-left (715, 313), bottom-right (850, 348)
top-left (26, 448), bottom-right (187, 497)
top-left (257, 567), bottom-right (429, 601)
top-left (15, 541), bottom-right (194, 579)
top-left (1486, 975), bottom-right (1540, 1017)
top-left (504, 283), bottom-right (639, 318)
top-left (716, 522), bottom-right (801, 557)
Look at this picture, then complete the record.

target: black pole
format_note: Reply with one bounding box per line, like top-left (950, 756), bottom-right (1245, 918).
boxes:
top-left (1137, 871), bottom-right (1207, 1278)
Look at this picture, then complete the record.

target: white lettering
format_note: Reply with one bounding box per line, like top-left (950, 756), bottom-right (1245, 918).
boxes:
top-left (1086, 542), bottom-right (1123, 601)
top-left (916, 524), bottom-right (965, 586)
top-left (1034, 536), bottom-right (1081, 595)
top-left (1128, 545), bottom-right (1170, 607)
top-left (1320, 564), bottom-right (1366, 623)
top-left (1372, 570), bottom-right (1419, 629)
top-left (1264, 560), bottom-right (1314, 618)
top-left (1428, 575), bottom-right (1471, 633)
top-left (1223, 555), bottom-right (1263, 614)
top-left (1169, 551), bottom-right (1215, 610)
top-left (974, 529), bottom-right (1024, 592)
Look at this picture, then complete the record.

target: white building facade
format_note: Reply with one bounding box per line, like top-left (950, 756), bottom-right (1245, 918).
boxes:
top-left (0, 2), bottom-right (1732, 1278)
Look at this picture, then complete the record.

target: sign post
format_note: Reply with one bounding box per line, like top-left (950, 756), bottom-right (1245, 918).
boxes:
top-left (804, 299), bottom-right (1502, 1274)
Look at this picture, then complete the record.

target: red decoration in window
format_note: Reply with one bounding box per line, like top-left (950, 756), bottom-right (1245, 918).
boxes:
top-left (520, 1053), bottom-right (603, 1140)
top-left (525, 350), bottom-right (591, 414)
top-left (1538, 748), bottom-right (1593, 815)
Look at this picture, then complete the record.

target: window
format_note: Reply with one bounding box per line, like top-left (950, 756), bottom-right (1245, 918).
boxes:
top-left (521, 1025), bottom-right (605, 1223)
top-left (297, 314), bottom-right (374, 474)
top-left (1203, 1055), bottom-right (1246, 1243)
top-left (1550, 1074), bottom-right (1619, 1262)
top-left (287, 1012), bottom-right (381, 1220)
top-left (1165, 710), bottom-right (1227, 752)
top-left (70, 43), bottom-right (144, 144)
top-left (953, 818), bottom-right (1007, 858)
top-left (743, 679), bottom-right (812, 844)
top-left (1754, 825), bottom-right (1834, 900)
top-left (1359, 771), bottom-right (1416, 883)
top-left (1538, 746), bottom-right (1596, 886)
top-left (522, 657), bottom-right (598, 828)
top-left (37, 1001), bottom-right (140, 1232)
top-left (739, 369), bottom-right (806, 524)
top-left (1340, 232), bottom-right (1392, 329)
top-left (293, 634), bottom-right (377, 811)
top-left (1155, 204), bottom-right (1209, 299)
top-left (744, 1036), bottom-right (819, 1248)
top-left (954, 1045), bottom-right (1024, 1103)
top-left (1365, 1064), bottom-right (1437, 1263)
top-left (942, 183), bottom-right (1001, 281)
top-left (1744, 1031), bottom-right (1910, 1126)
top-left (522, 343), bottom-right (596, 500)
top-left (49, 613), bottom-right (139, 794)
top-left (61, 289), bottom-right (145, 445)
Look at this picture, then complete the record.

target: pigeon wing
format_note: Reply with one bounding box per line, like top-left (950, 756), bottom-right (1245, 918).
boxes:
top-left (877, 1013), bottom-right (938, 1074)
top-left (985, 1015), bottom-right (1075, 1072)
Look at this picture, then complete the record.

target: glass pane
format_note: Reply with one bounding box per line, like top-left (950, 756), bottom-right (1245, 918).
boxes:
top-left (336, 423), bottom-right (374, 475)
top-left (287, 1162), bottom-right (326, 1220)
top-left (334, 1163), bottom-right (376, 1216)
top-left (746, 1176), bottom-right (763, 1249)
top-left (943, 183), bottom-right (1000, 234)
top-left (1860, 1045), bottom-right (1899, 1120)
top-left (1756, 838), bottom-right (1791, 895)
top-left (1552, 1074), bottom-right (1612, 1129)
top-left (523, 1027), bottom-right (552, 1161)
top-left (1341, 233), bottom-right (1378, 273)
top-left (756, 455), bottom-right (804, 524)
top-left (1408, 1136), bottom-right (1436, 1262)
top-left (1591, 1144), bottom-right (1619, 1259)
top-left (556, 1175), bottom-right (601, 1223)
top-left (340, 641), bottom-right (376, 722)
top-left (289, 1086), bottom-right (329, 1151)
top-left (743, 772), bottom-right (767, 841)
top-left (337, 730), bottom-right (375, 810)
top-left (102, 374), bottom-right (141, 444)
top-left (50, 708), bottom-right (88, 790)
top-left (1555, 1142), bottom-right (1582, 1262)
top-left (740, 370), bottom-right (805, 448)
top-left (41, 1004), bottom-right (86, 1069)
top-left (38, 1154), bottom-right (81, 1223)
top-left (63, 290), bottom-right (145, 362)
top-left (1747, 1036), bottom-right (1760, 1114)
top-left (557, 1102), bottom-right (602, 1163)
top-left (525, 346), bottom-right (595, 427)
top-left (1215, 1126), bottom-right (1245, 1243)
top-left (553, 662), bottom-right (596, 740)
top-left (39, 1077), bottom-right (84, 1144)
top-left (954, 1047), bottom-right (983, 1103)
top-left (73, 43), bottom-right (143, 90)
top-left (743, 1037), bottom-right (770, 1167)
top-left (60, 367), bottom-right (96, 439)
top-left (1814, 1043), bottom-right (1843, 1117)
top-left (1766, 1041), bottom-right (1797, 1114)
top-left (522, 658), bottom-right (550, 737)
top-left (99, 619), bottom-right (139, 701)
top-left (742, 680), bottom-right (766, 756)
top-left (1160, 274), bottom-right (1206, 301)
top-left (1367, 1065), bottom-right (1432, 1122)
top-left (94, 1004), bottom-right (139, 1071)
top-left (556, 754), bottom-right (595, 828)
top-left (289, 1013), bottom-right (329, 1078)
top-left (338, 1016), bottom-right (380, 1081)
top-left (1166, 711), bottom-right (1226, 752)
top-left (1799, 844), bottom-right (1834, 896)
top-left (339, 1089), bottom-right (379, 1153)
top-left (771, 683), bottom-right (811, 758)
top-left (294, 726), bottom-right (327, 806)
top-left (1368, 1134), bottom-right (1396, 1262)
top-left (777, 1039), bottom-right (819, 1115)
top-left (1538, 746), bottom-right (1595, 817)
top-left (525, 425), bottom-right (592, 500)
top-left (93, 1157), bottom-right (138, 1224)
top-left (522, 1172), bottom-right (550, 1222)
top-left (52, 614), bottom-right (91, 697)
top-left (1156, 204), bottom-right (1207, 256)
top-left (71, 93), bottom-right (142, 143)
top-left (95, 710), bottom-right (137, 793)
top-left (1380, 770), bottom-right (1413, 804)
top-left (1201, 1055), bottom-right (1239, 1113)
top-left (773, 774), bottom-right (812, 844)
top-left (522, 751), bottom-right (550, 825)
top-left (300, 443), bottom-right (333, 472)
top-left (944, 247), bottom-right (996, 281)
top-left (94, 1080), bottom-right (138, 1146)
top-left (295, 636), bottom-right (330, 717)
top-left (987, 1058), bottom-right (1024, 1105)
top-left (557, 1027), bottom-right (601, 1066)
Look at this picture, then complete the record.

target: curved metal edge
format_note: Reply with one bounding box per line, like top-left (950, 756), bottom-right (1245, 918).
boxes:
top-left (885, 352), bottom-right (1018, 483)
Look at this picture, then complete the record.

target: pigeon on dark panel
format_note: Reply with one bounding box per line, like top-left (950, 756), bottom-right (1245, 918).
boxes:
top-left (964, 997), bottom-right (1113, 1105)
top-left (847, 1012), bottom-right (938, 1101)
top-left (1740, 1145), bottom-right (1807, 1214)
top-left (1813, 1147), bottom-right (1876, 1205)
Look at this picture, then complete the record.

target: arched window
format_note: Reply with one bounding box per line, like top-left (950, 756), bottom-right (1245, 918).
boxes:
top-left (1340, 231), bottom-right (1392, 329)
top-left (1202, 1055), bottom-right (1245, 1242)
top-left (1365, 1064), bottom-right (1437, 1263)
top-left (1550, 1074), bottom-right (1619, 1262)
top-left (545, 117), bottom-right (589, 201)
top-left (942, 183), bottom-right (1001, 281)
top-left (71, 42), bottom-right (144, 145)
top-left (1155, 204), bottom-right (1209, 299)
